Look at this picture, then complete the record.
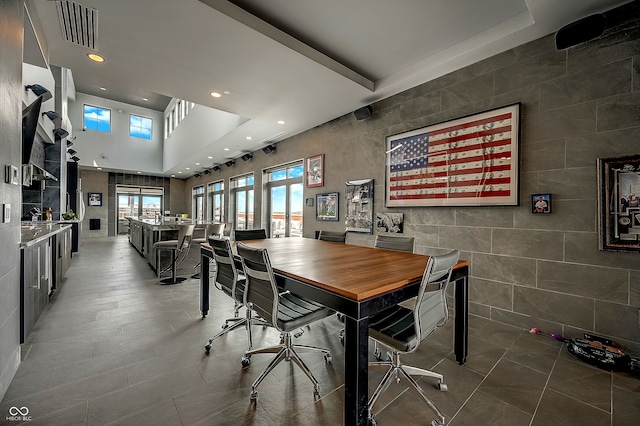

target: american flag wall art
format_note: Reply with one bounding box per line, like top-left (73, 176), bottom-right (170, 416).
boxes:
top-left (385, 103), bottom-right (520, 207)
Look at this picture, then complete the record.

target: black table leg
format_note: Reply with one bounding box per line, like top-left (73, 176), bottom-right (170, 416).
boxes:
top-left (200, 249), bottom-right (210, 318)
top-left (454, 269), bottom-right (469, 365)
top-left (343, 315), bottom-right (369, 426)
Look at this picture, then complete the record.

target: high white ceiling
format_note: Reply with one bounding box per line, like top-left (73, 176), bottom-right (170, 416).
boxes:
top-left (27, 0), bottom-right (629, 176)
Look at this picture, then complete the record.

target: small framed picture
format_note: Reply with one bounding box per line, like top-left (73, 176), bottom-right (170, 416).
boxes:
top-left (306, 154), bottom-right (324, 187)
top-left (88, 192), bottom-right (102, 206)
top-left (5, 165), bottom-right (20, 185)
top-left (531, 193), bottom-right (551, 214)
top-left (316, 192), bottom-right (338, 221)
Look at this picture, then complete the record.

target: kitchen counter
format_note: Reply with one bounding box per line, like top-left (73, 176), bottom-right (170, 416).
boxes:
top-left (20, 222), bottom-right (73, 248)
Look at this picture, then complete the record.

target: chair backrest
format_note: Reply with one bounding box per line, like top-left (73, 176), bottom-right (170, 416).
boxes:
top-left (374, 234), bottom-right (415, 253)
top-left (234, 228), bottom-right (268, 241)
top-left (206, 223), bottom-right (225, 239)
top-left (318, 230), bottom-right (347, 243)
top-left (237, 242), bottom-right (278, 326)
top-left (414, 250), bottom-right (460, 346)
top-left (177, 225), bottom-right (196, 251)
top-left (208, 236), bottom-right (242, 300)
top-left (223, 222), bottom-right (233, 238)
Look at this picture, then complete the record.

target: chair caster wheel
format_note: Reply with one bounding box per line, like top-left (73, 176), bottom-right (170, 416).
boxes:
top-left (294, 331), bottom-right (303, 338)
top-left (204, 344), bottom-right (211, 354)
top-left (324, 353), bottom-right (332, 363)
top-left (221, 323), bottom-right (229, 329)
top-left (368, 413), bottom-right (377, 426)
top-left (241, 356), bottom-right (251, 367)
top-left (250, 391), bottom-right (258, 402)
top-left (374, 348), bottom-right (383, 361)
top-left (437, 382), bottom-right (448, 392)
top-left (431, 420), bottom-right (444, 426)
top-left (313, 385), bottom-right (320, 396)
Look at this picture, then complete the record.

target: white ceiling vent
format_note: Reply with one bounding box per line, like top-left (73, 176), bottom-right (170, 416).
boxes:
top-left (56, 1), bottom-right (98, 49)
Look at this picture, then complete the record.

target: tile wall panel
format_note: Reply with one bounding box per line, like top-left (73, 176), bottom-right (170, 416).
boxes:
top-left (471, 253), bottom-right (537, 287)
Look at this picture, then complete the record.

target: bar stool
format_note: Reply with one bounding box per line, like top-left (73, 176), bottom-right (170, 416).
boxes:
top-left (190, 223), bottom-right (226, 279)
top-left (153, 224), bottom-right (195, 285)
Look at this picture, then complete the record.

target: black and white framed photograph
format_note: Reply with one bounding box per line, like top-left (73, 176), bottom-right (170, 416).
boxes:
top-left (531, 193), bottom-right (551, 214)
top-left (345, 179), bottom-right (373, 233)
top-left (376, 212), bottom-right (404, 233)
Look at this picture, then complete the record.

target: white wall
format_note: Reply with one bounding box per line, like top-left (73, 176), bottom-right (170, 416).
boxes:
top-left (68, 93), bottom-right (164, 174)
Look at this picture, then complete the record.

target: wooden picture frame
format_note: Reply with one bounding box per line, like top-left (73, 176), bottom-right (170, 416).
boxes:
top-left (306, 154), bottom-right (324, 187)
top-left (598, 154), bottom-right (640, 252)
top-left (385, 103), bottom-right (520, 207)
top-left (316, 192), bottom-right (338, 221)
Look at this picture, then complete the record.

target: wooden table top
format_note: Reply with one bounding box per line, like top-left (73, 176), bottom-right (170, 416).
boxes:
top-left (204, 237), bottom-right (468, 302)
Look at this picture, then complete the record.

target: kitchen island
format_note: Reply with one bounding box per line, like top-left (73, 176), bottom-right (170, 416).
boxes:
top-left (126, 217), bottom-right (209, 278)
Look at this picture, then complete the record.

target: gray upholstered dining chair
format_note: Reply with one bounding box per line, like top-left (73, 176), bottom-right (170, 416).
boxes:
top-left (190, 223), bottom-right (226, 279)
top-left (203, 236), bottom-right (268, 355)
top-left (152, 224), bottom-right (195, 285)
top-left (317, 230), bottom-right (347, 243)
top-left (374, 234), bottom-right (415, 252)
top-left (366, 250), bottom-right (460, 426)
top-left (236, 242), bottom-right (333, 402)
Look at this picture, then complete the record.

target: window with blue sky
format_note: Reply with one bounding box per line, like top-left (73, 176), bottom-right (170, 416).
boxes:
top-left (130, 114), bottom-right (153, 139)
top-left (83, 104), bottom-right (111, 132)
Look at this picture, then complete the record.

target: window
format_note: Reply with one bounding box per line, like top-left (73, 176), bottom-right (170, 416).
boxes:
top-left (130, 114), bottom-right (153, 139)
top-left (192, 185), bottom-right (205, 221)
top-left (83, 104), bottom-right (111, 132)
top-left (207, 180), bottom-right (225, 223)
top-left (231, 174), bottom-right (254, 230)
top-left (265, 162), bottom-right (304, 238)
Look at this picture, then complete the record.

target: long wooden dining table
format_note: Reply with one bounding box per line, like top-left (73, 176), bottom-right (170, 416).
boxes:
top-left (200, 237), bottom-right (469, 426)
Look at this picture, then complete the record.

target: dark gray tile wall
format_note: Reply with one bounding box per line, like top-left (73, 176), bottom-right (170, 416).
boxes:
top-left (0, 0), bottom-right (24, 401)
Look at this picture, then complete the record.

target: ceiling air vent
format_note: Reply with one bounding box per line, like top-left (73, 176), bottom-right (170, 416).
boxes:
top-left (56, 1), bottom-right (98, 49)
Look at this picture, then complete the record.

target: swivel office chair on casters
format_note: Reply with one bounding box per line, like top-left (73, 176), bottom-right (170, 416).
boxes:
top-left (153, 225), bottom-right (195, 285)
top-left (190, 223), bottom-right (226, 279)
top-left (367, 250), bottom-right (460, 426)
top-left (203, 237), bottom-right (268, 354)
top-left (234, 228), bottom-right (267, 241)
top-left (236, 242), bottom-right (333, 402)
top-left (317, 230), bottom-right (347, 243)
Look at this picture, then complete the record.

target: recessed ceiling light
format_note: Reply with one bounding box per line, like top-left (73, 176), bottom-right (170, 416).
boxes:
top-left (87, 53), bottom-right (105, 62)
top-left (223, 90), bottom-right (231, 95)
top-left (171, 174), bottom-right (175, 177)
top-left (142, 98), bottom-right (149, 102)
top-left (246, 136), bottom-right (252, 140)
top-left (195, 162), bottom-right (200, 165)
top-left (224, 148), bottom-right (229, 151)
top-left (207, 156), bottom-right (213, 159)
top-left (186, 167), bottom-right (190, 170)
top-left (178, 171), bottom-right (182, 174)
top-left (137, 171), bottom-right (141, 174)
top-left (211, 92), bottom-right (221, 98)
top-left (99, 87), bottom-right (106, 91)
top-left (277, 120), bottom-right (285, 125)
top-left (97, 167), bottom-right (102, 170)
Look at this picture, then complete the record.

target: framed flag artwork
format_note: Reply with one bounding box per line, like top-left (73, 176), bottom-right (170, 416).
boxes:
top-left (385, 103), bottom-right (520, 207)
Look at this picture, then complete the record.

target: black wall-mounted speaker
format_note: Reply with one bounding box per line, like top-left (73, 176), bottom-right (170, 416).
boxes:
top-left (263, 144), bottom-right (276, 154)
top-left (353, 105), bottom-right (373, 120)
top-left (555, 14), bottom-right (606, 50)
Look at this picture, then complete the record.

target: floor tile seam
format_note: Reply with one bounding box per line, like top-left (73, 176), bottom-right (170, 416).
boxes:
top-left (528, 346), bottom-right (561, 425)
top-left (543, 386), bottom-right (613, 416)
top-left (449, 328), bottom-right (524, 423)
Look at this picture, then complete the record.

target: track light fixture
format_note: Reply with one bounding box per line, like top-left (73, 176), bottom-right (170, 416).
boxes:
top-left (42, 111), bottom-right (61, 123)
top-left (53, 128), bottom-right (69, 139)
top-left (241, 153), bottom-right (253, 161)
top-left (70, 156), bottom-right (80, 162)
top-left (194, 173), bottom-right (201, 178)
top-left (67, 148), bottom-right (77, 156)
top-left (212, 165), bottom-right (221, 172)
top-left (262, 144), bottom-right (276, 154)
top-left (225, 160), bottom-right (235, 167)
top-left (203, 169), bottom-right (211, 175)
top-left (25, 84), bottom-right (52, 102)
top-left (66, 140), bottom-right (73, 147)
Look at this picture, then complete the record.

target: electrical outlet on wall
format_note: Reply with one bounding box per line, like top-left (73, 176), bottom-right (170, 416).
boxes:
top-left (2, 204), bottom-right (10, 223)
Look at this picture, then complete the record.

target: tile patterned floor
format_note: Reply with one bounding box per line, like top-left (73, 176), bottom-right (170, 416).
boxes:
top-left (1, 236), bottom-right (639, 425)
